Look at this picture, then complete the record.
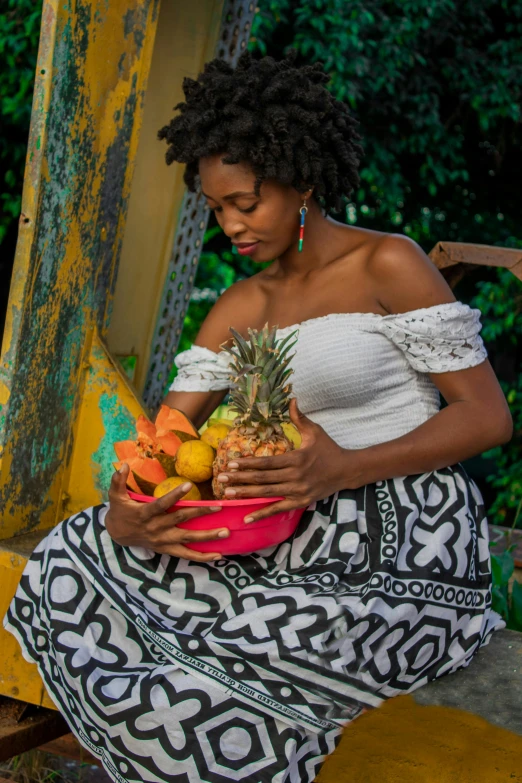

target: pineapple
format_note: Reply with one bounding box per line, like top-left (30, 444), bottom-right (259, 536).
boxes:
top-left (212, 324), bottom-right (298, 499)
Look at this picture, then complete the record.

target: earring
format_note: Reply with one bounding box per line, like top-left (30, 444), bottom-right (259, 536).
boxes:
top-left (298, 199), bottom-right (308, 253)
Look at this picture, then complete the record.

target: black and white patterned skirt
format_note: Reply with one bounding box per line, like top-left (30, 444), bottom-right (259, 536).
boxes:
top-left (4, 465), bottom-right (503, 782)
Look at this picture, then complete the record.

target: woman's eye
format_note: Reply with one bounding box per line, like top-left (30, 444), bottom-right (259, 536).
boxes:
top-left (239, 204), bottom-right (258, 214)
top-left (209, 206), bottom-right (222, 213)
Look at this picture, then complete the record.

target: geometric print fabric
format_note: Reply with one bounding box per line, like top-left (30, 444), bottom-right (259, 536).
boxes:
top-left (4, 464), bottom-right (503, 782)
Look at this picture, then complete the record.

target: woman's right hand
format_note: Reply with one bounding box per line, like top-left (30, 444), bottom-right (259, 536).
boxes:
top-left (105, 463), bottom-right (229, 562)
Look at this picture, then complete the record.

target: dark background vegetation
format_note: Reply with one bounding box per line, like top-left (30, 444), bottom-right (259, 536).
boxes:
top-left (1, 0), bottom-right (521, 541)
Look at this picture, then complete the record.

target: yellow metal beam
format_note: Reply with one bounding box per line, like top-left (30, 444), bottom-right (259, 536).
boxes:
top-left (0, 540), bottom-right (55, 708)
top-left (108, 0), bottom-right (225, 394)
top-left (0, 0), bottom-right (160, 539)
top-left (64, 330), bottom-right (146, 517)
top-left (0, 328), bottom-right (146, 705)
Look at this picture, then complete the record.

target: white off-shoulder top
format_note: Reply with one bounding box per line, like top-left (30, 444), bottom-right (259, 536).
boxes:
top-left (170, 302), bottom-right (487, 450)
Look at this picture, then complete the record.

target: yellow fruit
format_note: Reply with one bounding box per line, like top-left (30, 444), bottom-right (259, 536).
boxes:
top-left (176, 440), bottom-right (215, 483)
top-left (281, 422), bottom-right (302, 448)
top-left (208, 417), bottom-right (236, 428)
top-left (153, 476), bottom-right (201, 500)
top-left (201, 423), bottom-right (233, 449)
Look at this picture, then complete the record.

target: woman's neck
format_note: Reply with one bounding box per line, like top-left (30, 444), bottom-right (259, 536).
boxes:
top-left (275, 202), bottom-right (352, 276)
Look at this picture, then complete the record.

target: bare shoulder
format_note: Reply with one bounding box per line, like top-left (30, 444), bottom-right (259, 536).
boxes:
top-left (366, 232), bottom-right (455, 314)
top-left (194, 276), bottom-right (265, 352)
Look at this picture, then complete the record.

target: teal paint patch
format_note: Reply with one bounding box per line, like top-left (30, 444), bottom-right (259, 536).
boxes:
top-left (123, 7), bottom-right (145, 53)
top-left (92, 391), bottom-right (136, 498)
top-left (0, 0), bottom-right (157, 533)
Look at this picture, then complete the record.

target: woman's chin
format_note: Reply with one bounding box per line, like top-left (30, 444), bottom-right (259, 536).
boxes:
top-left (249, 244), bottom-right (286, 264)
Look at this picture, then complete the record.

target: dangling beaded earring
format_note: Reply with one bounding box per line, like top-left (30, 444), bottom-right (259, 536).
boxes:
top-left (298, 199), bottom-right (308, 253)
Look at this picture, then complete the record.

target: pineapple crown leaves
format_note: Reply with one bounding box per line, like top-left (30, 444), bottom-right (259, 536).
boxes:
top-left (221, 324), bottom-right (298, 426)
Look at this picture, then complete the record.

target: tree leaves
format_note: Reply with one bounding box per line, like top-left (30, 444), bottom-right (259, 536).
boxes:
top-left (249, 0), bottom-right (522, 248)
top-left (490, 543), bottom-right (522, 631)
top-left (471, 268), bottom-right (522, 526)
top-left (491, 550), bottom-right (515, 586)
top-left (0, 0), bottom-right (43, 245)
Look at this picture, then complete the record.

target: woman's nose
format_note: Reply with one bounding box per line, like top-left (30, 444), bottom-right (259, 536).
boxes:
top-left (220, 211), bottom-right (247, 239)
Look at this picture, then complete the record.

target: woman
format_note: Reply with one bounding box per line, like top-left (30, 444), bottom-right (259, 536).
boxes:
top-left (5, 52), bottom-right (512, 782)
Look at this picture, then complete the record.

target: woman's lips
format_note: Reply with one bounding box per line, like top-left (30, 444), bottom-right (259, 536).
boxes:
top-left (234, 241), bottom-right (260, 256)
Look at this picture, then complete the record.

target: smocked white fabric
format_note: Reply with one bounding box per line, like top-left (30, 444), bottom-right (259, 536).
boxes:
top-left (171, 302), bottom-right (487, 450)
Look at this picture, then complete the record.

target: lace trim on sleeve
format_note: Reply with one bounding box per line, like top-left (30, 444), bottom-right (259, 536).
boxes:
top-left (379, 302), bottom-right (488, 373)
top-left (169, 346), bottom-right (231, 392)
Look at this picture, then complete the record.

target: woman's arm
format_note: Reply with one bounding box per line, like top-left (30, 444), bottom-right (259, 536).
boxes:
top-left (355, 232), bottom-right (513, 479)
top-left (163, 389), bottom-right (228, 430)
top-left (346, 360), bottom-right (513, 487)
top-left (162, 277), bottom-right (265, 427)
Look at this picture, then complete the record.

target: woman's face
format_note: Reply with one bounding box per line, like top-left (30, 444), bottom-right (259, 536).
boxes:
top-left (198, 155), bottom-right (305, 262)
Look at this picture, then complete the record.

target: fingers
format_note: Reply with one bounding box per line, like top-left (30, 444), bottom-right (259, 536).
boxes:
top-left (159, 544), bottom-right (222, 562)
top-left (108, 463), bottom-right (131, 502)
top-left (147, 482), bottom-right (203, 516)
top-left (174, 526), bottom-right (230, 542)
top-left (221, 484), bottom-right (289, 500)
top-left (159, 505), bottom-right (223, 527)
top-left (243, 499), bottom-right (296, 524)
top-left (175, 505), bottom-right (223, 521)
top-left (289, 397), bottom-right (308, 423)
top-left (217, 468), bottom-right (295, 486)
top-left (289, 399), bottom-right (316, 446)
top-left (226, 453), bottom-right (296, 471)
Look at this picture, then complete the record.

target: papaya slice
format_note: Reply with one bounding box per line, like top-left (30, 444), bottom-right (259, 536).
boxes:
top-left (114, 455), bottom-right (166, 496)
top-left (130, 456), bottom-right (167, 496)
top-left (172, 430), bottom-right (199, 443)
top-left (137, 415), bottom-right (158, 442)
top-left (155, 405), bottom-right (199, 439)
top-left (114, 440), bottom-right (138, 462)
top-left (113, 413), bottom-right (186, 495)
top-left (156, 430), bottom-right (183, 456)
top-left (132, 472), bottom-right (157, 496)
top-left (156, 452), bottom-right (178, 477)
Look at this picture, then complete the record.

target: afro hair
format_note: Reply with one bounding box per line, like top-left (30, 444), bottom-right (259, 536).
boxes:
top-left (158, 50), bottom-right (363, 214)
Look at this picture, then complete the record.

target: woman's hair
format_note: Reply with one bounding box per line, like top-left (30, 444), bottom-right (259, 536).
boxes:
top-left (158, 51), bottom-right (363, 214)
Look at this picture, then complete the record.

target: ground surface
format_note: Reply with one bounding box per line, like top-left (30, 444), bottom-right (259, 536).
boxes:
top-left (0, 734), bottom-right (112, 782)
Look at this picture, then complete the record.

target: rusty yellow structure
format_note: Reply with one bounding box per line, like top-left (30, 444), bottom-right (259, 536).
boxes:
top-left (0, 0), bottom-right (522, 777)
top-left (0, 0), bottom-right (255, 708)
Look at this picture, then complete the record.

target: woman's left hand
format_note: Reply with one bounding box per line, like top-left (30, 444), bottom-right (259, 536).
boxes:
top-left (216, 399), bottom-right (363, 523)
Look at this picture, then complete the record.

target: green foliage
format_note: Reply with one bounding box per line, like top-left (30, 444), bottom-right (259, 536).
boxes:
top-left (0, 747), bottom-right (97, 781)
top-left (0, 0), bottom-right (42, 246)
top-left (490, 504), bottom-right (522, 631)
top-left (471, 266), bottom-right (522, 525)
top-left (250, 0), bottom-right (522, 248)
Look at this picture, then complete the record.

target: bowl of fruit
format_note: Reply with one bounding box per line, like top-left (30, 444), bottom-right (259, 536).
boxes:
top-left (113, 325), bottom-right (305, 555)
top-left (127, 489), bottom-right (305, 555)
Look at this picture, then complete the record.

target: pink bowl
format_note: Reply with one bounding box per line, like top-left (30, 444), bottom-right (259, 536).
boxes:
top-left (127, 491), bottom-right (305, 555)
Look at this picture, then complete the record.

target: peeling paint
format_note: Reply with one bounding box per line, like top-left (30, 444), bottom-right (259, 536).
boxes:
top-left (92, 391), bottom-right (136, 495)
top-left (123, 7), bottom-right (145, 54)
top-left (63, 330), bottom-right (145, 517)
top-left (0, 382), bottom-right (8, 407)
top-left (0, 0), bottom-right (160, 538)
